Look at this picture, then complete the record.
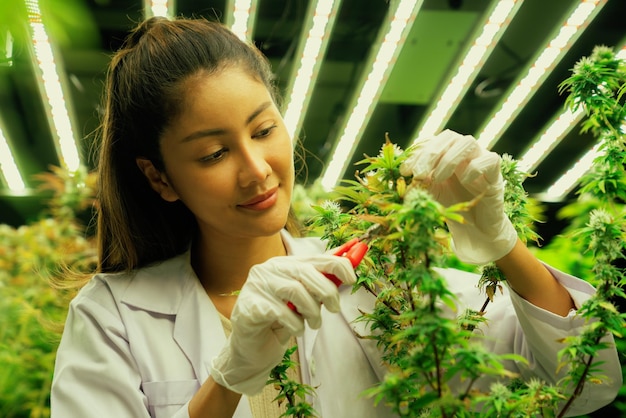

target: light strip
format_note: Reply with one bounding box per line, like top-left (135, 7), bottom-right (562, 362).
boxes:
top-left (538, 142), bottom-right (602, 202)
top-left (2, 30), bottom-right (13, 67)
top-left (0, 26), bottom-right (22, 189)
top-left (320, 0), bottom-right (423, 190)
top-left (27, 1), bottom-right (81, 172)
top-left (476, 0), bottom-right (606, 149)
top-left (414, 0), bottom-right (521, 142)
top-left (517, 108), bottom-right (584, 172)
top-left (229, 0), bottom-right (258, 41)
top-left (0, 122), bottom-right (25, 190)
top-left (538, 46), bottom-right (626, 201)
top-left (283, 0), bottom-right (341, 141)
top-left (145, 0), bottom-right (172, 18)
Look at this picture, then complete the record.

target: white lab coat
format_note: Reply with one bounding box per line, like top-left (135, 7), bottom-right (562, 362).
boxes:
top-left (51, 230), bottom-right (622, 418)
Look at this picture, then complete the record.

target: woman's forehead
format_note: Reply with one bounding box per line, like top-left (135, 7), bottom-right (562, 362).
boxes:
top-left (185, 67), bottom-right (271, 107)
top-left (162, 68), bottom-right (276, 140)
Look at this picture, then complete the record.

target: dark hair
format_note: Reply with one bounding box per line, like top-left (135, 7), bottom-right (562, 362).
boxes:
top-left (96, 16), bottom-right (283, 273)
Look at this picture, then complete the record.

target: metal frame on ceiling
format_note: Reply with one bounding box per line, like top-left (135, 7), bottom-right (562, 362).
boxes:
top-left (0, 0), bottom-right (624, 225)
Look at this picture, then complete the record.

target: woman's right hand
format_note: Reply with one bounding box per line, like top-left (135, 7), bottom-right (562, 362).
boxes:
top-left (399, 129), bottom-right (518, 265)
top-left (209, 254), bottom-right (356, 396)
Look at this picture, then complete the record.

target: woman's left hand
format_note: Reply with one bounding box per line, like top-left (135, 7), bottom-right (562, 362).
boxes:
top-left (400, 129), bottom-right (518, 265)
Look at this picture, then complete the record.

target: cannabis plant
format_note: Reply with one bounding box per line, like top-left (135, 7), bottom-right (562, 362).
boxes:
top-left (552, 45), bottom-right (626, 417)
top-left (306, 138), bottom-right (562, 417)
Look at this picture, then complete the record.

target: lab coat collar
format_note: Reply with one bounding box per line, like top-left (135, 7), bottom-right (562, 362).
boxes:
top-left (119, 251), bottom-right (194, 315)
top-left (118, 250), bottom-right (252, 416)
top-left (173, 275), bottom-right (227, 384)
top-left (119, 252), bottom-right (227, 383)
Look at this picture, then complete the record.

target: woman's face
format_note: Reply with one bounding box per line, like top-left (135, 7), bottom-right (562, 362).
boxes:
top-left (157, 66), bottom-right (294, 241)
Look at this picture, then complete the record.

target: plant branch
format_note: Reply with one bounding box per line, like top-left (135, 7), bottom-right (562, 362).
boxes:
top-left (556, 350), bottom-right (596, 417)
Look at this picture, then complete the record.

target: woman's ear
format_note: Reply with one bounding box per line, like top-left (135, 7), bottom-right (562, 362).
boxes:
top-left (136, 158), bottom-right (179, 202)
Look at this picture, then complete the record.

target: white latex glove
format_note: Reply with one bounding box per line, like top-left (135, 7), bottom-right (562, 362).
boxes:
top-left (400, 129), bottom-right (518, 265)
top-left (209, 254), bottom-right (356, 396)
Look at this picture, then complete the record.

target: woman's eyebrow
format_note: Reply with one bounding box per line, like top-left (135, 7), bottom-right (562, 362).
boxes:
top-left (180, 101), bottom-right (274, 143)
top-left (246, 101), bottom-right (273, 125)
top-left (180, 128), bottom-right (226, 142)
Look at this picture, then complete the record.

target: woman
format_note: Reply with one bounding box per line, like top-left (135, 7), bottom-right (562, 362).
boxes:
top-left (50, 16), bottom-right (621, 418)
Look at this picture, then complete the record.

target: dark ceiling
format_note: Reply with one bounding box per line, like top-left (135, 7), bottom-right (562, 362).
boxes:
top-left (0, 0), bottom-right (625, 239)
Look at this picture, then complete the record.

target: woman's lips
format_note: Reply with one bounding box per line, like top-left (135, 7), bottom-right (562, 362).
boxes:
top-left (238, 188), bottom-right (279, 210)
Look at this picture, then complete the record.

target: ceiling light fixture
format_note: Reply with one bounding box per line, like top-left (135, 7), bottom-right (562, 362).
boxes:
top-left (517, 108), bottom-right (584, 173)
top-left (538, 141), bottom-right (601, 202)
top-left (476, 0), bottom-right (606, 150)
top-left (26, 0), bottom-right (81, 173)
top-left (320, 0), bottom-right (423, 191)
top-left (283, 0), bottom-right (341, 142)
top-left (145, 0), bottom-right (172, 17)
top-left (1, 30), bottom-right (13, 67)
top-left (414, 0), bottom-right (522, 142)
top-left (228, 0), bottom-right (258, 41)
top-left (0, 122), bottom-right (25, 191)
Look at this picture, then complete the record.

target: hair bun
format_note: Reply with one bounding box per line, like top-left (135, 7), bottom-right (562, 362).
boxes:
top-left (124, 16), bottom-right (169, 48)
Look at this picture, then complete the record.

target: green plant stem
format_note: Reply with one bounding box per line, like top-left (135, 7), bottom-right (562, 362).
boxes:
top-left (362, 282), bottom-right (401, 316)
top-left (479, 297), bottom-right (490, 313)
top-left (556, 351), bottom-right (595, 418)
top-left (267, 345), bottom-right (317, 418)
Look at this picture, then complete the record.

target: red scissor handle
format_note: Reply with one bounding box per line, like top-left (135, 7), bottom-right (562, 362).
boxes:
top-left (322, 237), bottom-right (368, 287)
top-left (287, 238), bottom-right (369, 313)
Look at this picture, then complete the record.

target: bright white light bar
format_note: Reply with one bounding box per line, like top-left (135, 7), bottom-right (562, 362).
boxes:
top-left (27, 1), bottom-right (81, 172)
top-left (518, 108), bottom-right (584, 172)
top-left (0, 123), bottom-right (25, 190)
top-left (414, 0), bottom-right (521, 141)
top-left (539, 142), bottom-right (601, 201)
top-left (538, 46), bottom-right (626, 201)
top-left (321, 0), bottom-right (423, 190)
top-left (229, 0), bottom-right (258, 41)
top-left (2, 30), bottom-right (13, 67)
top-left (283, 0), bottom-right (341, 141)
top-left (145, 0), bottom-right (172, 17)
top-left (476, 0), bottom-right (606, 149)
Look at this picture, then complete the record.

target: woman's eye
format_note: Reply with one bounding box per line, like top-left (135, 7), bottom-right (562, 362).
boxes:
top-left (253, 124), bottom-right (277, 139)
top-left (199, 148), bottom-right (227, 163)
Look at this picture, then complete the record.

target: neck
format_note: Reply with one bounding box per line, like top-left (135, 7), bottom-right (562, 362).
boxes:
top-left (191, 230), bottom-right (287, 296)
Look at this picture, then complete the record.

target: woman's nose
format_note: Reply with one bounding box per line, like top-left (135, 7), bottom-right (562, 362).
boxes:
top-left (237, 142), bottom-right (272, 186)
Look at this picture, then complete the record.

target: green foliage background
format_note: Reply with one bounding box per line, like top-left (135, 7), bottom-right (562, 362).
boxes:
top-left (0, 167), bottom-right (96, 418)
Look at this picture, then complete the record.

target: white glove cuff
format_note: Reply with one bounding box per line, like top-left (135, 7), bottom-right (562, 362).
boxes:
top-left (209, 355), bottom-right (269, 396)
top-left (452, 218), bottom-right (518, 265)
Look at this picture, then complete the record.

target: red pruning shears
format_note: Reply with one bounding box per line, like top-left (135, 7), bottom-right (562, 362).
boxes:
top-left (287, 225), bottom-right (380, 313)
top-left (319, 237), bottom-right (369, 287)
